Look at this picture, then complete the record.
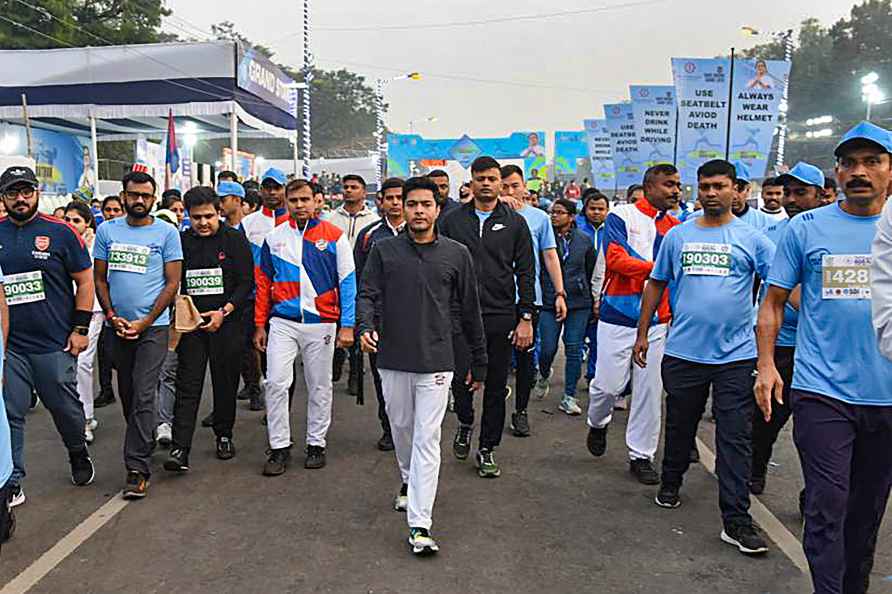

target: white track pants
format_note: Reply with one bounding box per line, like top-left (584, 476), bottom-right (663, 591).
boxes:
top-left (76, 312), bottom-right (104, 420)
top-left (379, 369), bottom-right (453, 530)
top-left (587, 322), bottom-right (666, 461)
top-left (266, 318), bottom-right (336, 449)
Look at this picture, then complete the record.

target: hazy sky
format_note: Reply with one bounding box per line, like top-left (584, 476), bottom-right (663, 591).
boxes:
top-left (168, 0), bottom-right (854, 140)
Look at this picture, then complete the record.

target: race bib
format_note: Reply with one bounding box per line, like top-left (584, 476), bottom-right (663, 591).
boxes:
top-left (822, 254), bottom-right (871, 299)
top-left (3, 271), bottom-right (46, 305)
top-left (681, 242), bottom-right (732, 276)
top-left (108, 243), bottom-right (151, 274)
top-left (185, 267), bottom-right (224, 296)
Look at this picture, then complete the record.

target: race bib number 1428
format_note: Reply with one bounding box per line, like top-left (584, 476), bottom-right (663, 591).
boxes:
top-left (822, 254), bottom-right (871, 299)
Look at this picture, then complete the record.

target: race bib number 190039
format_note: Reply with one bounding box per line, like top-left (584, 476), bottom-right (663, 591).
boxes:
top-left (822, 254), bottom-right (871, 299)
top-left (3, 271), bottom-right (46, 305)
top-left (108, 243), bottom-right (151, 274)
top-left (185, 268), bottom-right (224, 296)
top-left (681, 242), bottom-right (732, 276)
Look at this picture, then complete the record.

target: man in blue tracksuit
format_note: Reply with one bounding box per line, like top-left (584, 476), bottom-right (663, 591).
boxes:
top-left (575, 189), bottom-right (609, 381)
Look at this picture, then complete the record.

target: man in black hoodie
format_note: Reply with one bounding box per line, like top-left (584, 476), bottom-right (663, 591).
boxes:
top-left (439, 156), bottom-right (535, 478)
top-left (357, 176), bottom-right (486, 555)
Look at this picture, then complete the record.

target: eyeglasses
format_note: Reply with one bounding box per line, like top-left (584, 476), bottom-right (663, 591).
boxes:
top-left (124, 191), bottom-right (155, 201)
top-left (2, 187), bottom-right (36, 200)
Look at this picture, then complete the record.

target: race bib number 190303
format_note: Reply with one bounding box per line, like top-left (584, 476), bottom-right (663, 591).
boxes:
top-left (681, 242), bottom-right (732, 276)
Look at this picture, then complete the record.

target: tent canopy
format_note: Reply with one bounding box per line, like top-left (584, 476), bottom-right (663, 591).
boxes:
top-left (0, 41), bottom-right (298, 141)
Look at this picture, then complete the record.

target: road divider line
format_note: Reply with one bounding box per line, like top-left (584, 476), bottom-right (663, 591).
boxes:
top-left (1, 496), bottom-right (129, 594)
top-left (695, 437), bottom-right (809, 573)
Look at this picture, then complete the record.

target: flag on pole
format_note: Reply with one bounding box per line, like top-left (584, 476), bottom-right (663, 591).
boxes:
top-left (165, 109), bottom-right (180, 190)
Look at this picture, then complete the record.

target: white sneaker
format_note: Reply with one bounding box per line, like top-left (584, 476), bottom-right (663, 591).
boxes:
top-left (559, 397), bottom-right (582, 416)
top-left (85, 424), bottom-right (94, 444)
top-left (533, 376), bottom-right (551, 400)
top-left (614, 396), bottom-right (628, 411)
top-left (9, 485), bottom-right (25, 508)
top-left (394, 489), bottom-right (408, 512)
top-left (156, 422), bottom-right (173, 446)
top-left (87, 417), bottom-right (99, 431)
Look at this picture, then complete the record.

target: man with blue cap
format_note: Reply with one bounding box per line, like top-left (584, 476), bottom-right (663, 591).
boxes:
top-left (218, 181), bottom-right (246, 232)
top-left (756, 121), bottom-right (892, 594)
top-left (748, 161), bottom-right (825, 498)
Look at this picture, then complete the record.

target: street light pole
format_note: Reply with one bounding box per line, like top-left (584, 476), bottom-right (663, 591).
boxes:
top-left (775, 28), bottom-right (794, 171)
top-left (301, 0), bottom-right (313, 179)
top-left (375, 78), bottom-right (386, 190)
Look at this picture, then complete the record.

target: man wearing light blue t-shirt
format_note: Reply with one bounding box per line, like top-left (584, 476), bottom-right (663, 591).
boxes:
top-left (757, 122), bottom-right (892, 594)
top-left (635, 159), bottom-right (774, 557)
top-left (94, 171), bottom-right (183, 500)
top-left (688, 161), bottom-right (775, 232)
top-left (500, 165), bottom-right (567, 433)
top-left (0, 271), bottom-right (13, 545)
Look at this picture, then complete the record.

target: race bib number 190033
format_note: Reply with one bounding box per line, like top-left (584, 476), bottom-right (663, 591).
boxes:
top-left (3, 271), bottom-right (46, 305)
top-left (822, 254), bottom-right (871, 300)
top-left (681, 242), bottom-right (732, 276)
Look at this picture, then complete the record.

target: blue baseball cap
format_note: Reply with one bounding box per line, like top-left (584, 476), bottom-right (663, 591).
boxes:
top-left (261, 167), bottom-right (287, 186)
top-left (834, 121), bottom-right (892, 158)
top-left (217, 181), bottom-right (245, 199)
top-left (776, 162), bottom-right (825, 188)
top-left (732, 160), bottom-right (751, 184)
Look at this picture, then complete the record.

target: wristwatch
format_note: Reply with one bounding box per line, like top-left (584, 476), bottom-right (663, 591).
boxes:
top-left (521, 312), bottom-right (533, 322)
top-left (73, 326), bottom-right (90, 336)
top-left (555, 291), bottom-right (567, 299)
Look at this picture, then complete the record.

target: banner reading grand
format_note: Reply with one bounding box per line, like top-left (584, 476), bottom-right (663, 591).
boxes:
top-left (629, 85), bottom-right (676, 168)
top-left (604, 102), bottom-right (642, 190)
top-left (583, 119), bottom-right (615, 189)
top-left (671, 58), bottom-right (730, 185)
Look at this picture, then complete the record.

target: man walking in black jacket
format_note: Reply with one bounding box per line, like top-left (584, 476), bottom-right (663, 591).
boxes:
top-left (357, 176), bottom-right (486, 555)
top-left (439, 156), bottom-right (536, 478)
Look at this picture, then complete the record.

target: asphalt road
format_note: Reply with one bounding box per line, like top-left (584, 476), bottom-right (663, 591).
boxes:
top-left (0, 359), bottom-right (887, 594)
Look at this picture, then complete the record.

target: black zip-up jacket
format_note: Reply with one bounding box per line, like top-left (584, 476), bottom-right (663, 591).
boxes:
top-left (354, 217), bottom-right (405, 279)
top-left (438, 200), bottom-right (535, 319)
top-left (356, 233), bottom-right (488, 381)
top-left (179, 225), bottom-right (254, 318)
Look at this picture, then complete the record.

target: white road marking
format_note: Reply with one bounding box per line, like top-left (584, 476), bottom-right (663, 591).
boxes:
top-left (695, 437), bottom-right (809, 573)
top-left (0, 496), bottom-right (130, 594)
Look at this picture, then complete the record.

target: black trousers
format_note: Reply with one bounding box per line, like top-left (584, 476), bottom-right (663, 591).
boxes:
top-left (97, 324), bottom-right (116, 398)
top-left (661, 355), bottom-right (756, 529)
top-left (369, 353), bottom-right (390, 435)
top-left (0, 483), bottom-right (14, 546)
top-left (240, 300), bottom-right (261, 390)
top-left (514, 308), bottom-right (539, 413)
top-left (173, 320), bottom-right (243, 450)
top-left (750, 345), bottom-right (795, 479)
top-left (453, 315), bottom-right (514, 451)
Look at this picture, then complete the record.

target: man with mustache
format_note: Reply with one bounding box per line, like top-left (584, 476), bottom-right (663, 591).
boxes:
top-left (0, 166), bottom-right (96, 508)
top-left (748, 162), bottom-right (825, 498)
top-left (94, 171), bottom-right (183, 499)
top-left (757, 122), bottom-right (892, 593)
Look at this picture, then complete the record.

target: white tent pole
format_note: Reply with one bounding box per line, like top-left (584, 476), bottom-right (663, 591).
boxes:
top-left (89, 113), bottom-right (99, 190)
top-left (230, 107), bottom-right (238, 174)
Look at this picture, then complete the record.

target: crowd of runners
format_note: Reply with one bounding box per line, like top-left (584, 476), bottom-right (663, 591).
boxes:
top-left (0, 120), bottom-right (890, 594)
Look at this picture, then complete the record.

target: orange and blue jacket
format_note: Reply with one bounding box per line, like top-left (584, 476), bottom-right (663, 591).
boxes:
top-left (597, 197), bottom-right (679, 328)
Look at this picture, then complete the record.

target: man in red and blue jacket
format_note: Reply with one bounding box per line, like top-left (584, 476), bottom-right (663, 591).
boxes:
top-left (253, 179), bottom-right (356, 475)
top-left (586, 164), bottom-right (682, 485)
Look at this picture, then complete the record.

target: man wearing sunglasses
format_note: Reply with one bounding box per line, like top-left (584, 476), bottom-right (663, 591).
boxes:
top-left (0, 166), bottom-right (96, 509)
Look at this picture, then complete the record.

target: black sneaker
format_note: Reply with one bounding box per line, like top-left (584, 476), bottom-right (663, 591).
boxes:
top-left (263, 448), bottom-right (291, 476)
top-left (408, 527), bottom-right (439, 555)
top-left (216, 437), bottom-right (235, 460)
top-left (332, 354), bottom-right (346, 383)
top-left (510, 411), bottom-right (530, 437)
top-left (630, 459), bottom-right (660, 485)
top-left (749, 474), bottom-right (766, 495)
top-left (249, 392), bottom-right (264, 412)
top-left (164, 448), bottom-right (190, 472)
top-left (237, 384), bottom-right (259, 401)
top-left (93, 390), bottom-right (116, 409)
top-left (453, 424), bottom-right (472, 460)
top-left (305, 445), bottom-right (326, 469)
top-left (586, 426), bottom-right (608, 457)
top-left (655, 484), bottom-right (681, 508)
top-left (689, 446), bottom-right (700, 464)
top-left (377, 431), bottom-right (394, 452)
top-left (69, 449), bottom-right (95, 486)
top-left (721, 524), bottom-right (769, 555)
top-left (122, 471), bottom-right (149, 499)
top-left (475, 448), bottom-right (501, 478)
top-left (200, 412), bottom-right (215, 428)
